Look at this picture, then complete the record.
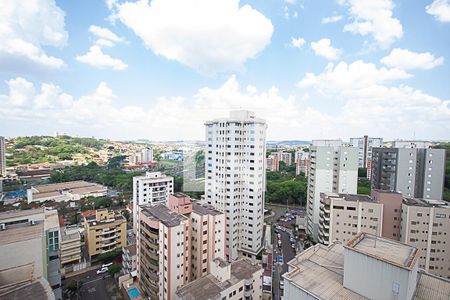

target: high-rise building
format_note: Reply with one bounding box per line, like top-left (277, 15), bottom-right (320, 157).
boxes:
top-left (392, 140), bottom-right (432, 149)
top-left (277, 151), bottom-right (293, 166)
top-left (400, 198), bottom-right (450, 279)
top-left (306, 140), bottom-right (358, 240)
top-left (132, 172), bottom-right (173, 232)
top-left (83, 209), bottom-right (127, 258)
top-left (0, 209), bottom-right (61, 299)
top-left (204, 110), bottom-right (266, 261)
top-left (141, 147), bottom-right (154, 163)
top-left (349, 136), bottom-right (383, 175)
top-left (371, 148), bottom-right (445, 200)
top-left (0, 136), bottom-right (5, 177)
top-left (283, 233), bottom-right (450, 300)
top-left (318, 193), bottom-right (383, 245)
top-left (266, 154), bottom-right (279, 172)
top-left (60, 228), bottom-right (82, 270)
top-left (295, 149), bottom-right (310, 176)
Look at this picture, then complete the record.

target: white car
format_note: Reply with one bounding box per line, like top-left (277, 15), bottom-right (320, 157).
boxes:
top-left (102, 262), bottom-right (113, 268)
top-left (97, 267), bottom-right (108, 275)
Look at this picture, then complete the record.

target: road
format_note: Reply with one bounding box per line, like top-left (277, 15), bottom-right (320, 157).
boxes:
top-left (280, 230), bottom-right (295, 275)
top-left (62, 269), bottom-right (114, 300)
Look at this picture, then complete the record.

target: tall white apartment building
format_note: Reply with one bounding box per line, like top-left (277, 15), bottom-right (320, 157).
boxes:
top-left (295, 149), bottom-right (310, 176)
top-left (349, 135), bottom-right (383, 171)
top-left (306, 140), bottom-right (358, 240)
top-left (0, 136), bottom-right (5, 177)
top-left (132, 172), bottom-right (173, 232)
top-left (141, 147), bottom-right (154, 163)
top-left (205, 110), bottom-right (267, 261)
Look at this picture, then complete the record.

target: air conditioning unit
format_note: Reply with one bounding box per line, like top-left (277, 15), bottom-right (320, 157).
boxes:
top-left (0, 224), bottom-right (6, 230)
top-left (29, 220), bottom-right (35, 225)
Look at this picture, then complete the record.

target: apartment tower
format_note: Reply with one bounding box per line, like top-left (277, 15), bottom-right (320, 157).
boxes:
top-left (306, 140), bottom-right (358, 240)
top-left (0, 136), bottom-right (5, 177)
top-left (205, 110), bottom-right (267, 261)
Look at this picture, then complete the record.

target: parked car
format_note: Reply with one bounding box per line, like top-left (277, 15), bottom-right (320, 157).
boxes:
top-left (97, 267), bottom-right (108, 275)
top-left (102, 262), bottom-right (113, 268)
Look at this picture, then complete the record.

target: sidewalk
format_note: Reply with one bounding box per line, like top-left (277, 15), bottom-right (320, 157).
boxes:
top-left (64, 264), bottom-right (100, 278)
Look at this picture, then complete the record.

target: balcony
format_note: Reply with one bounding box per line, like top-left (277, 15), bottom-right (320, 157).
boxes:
top-left (101, 240), bottom-right (117, 248)
top-left (100, 229), bottom-right (116, 235)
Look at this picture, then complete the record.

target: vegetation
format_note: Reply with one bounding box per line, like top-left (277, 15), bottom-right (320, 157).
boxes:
top-left (108, 264), bottom-right (121, 275)
top-left (67, 279), bottom-right (82, 291)
top-left (98, 248), bottom-right (123, 263)
top-left (357, 178), bottom-right (371, 195)
top-left (358, 167), bottom-right (367, 178)
top-left (433, 143), bottom-right (450, 201)
top-left (266, 170), bottom-right (307, 206)
top-left (79, 196), bottom-right (127, 211)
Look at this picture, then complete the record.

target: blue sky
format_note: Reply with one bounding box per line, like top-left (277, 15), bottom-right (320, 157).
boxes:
top-left (0, 0), bottom-right (449, 141)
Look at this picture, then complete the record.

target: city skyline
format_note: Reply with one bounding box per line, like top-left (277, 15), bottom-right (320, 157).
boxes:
top-left (1, 0), bottom-right (449, 141)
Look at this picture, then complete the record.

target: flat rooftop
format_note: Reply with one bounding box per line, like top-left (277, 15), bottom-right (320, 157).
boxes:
top-left (346, 233), bottom-right (418, 270)
top-left (191, 202), bottom-right (223, 216)
top-left (0, 208), bottom-right (44, 221)
top-left (32, 180), bottom-right (104, 193)
top-left (61, 230), bottom-right (80, 242)
top-left (403, 197), bottom-right (449, 208)
top-left (141, 204), bottom-right (188, 227)
top-left (322, 193), bottom-right (374, 203)
top-left (176, 258), bottom-right (262, 300)
top-left (0, 223), bottom-right (44, 245)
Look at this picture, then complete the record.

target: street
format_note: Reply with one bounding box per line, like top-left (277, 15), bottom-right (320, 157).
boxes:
top-left (62, 269), bottom-right (115, 300)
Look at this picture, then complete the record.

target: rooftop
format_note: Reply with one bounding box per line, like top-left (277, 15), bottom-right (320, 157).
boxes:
top-left (191, 202), bottom-right (223, 216)
top-left (32, 180), bottom-right (104, 193)
top-left (61, 230), bottom-right (80, 242)
top-left (321, 193), bottom-right (374, 203)
top-left (346, 233), bottom-right (419, 270)
top-left (0, 223), bottom-right (44, 245)
top-left (403, 197), bottom-right (449, 208)
top-left (0, 208), bottom-right (44, 222)
top-left (141, 204), bottom-right (188, 227)
top-left (176, 258), bottom-right (262, 300)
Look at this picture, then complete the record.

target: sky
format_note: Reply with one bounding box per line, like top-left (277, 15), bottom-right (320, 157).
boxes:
top-left (0, 0), bottom-right (449, 141)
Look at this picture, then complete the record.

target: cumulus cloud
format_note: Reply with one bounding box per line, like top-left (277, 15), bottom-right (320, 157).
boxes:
top-left (380, 48), bottom-right (444, 70)
top-left (426, 0), bottom-right (450, 23)
top-left (114, 0), bottom-right (273, 74)
top-left (0, 0), bottom-right (68, 70)
top-left (291, 37), bottom-right (305, 48)
top-left (310, 38), bottom-right (342, 60)
top-left (89, 25), bottom-right (124, 44)
top-left (339, 0), bottom-right (403, 48)
top-left (76, 46), bottom-right (128, 70)
top-left (321, 15), bottom-right (343, 24)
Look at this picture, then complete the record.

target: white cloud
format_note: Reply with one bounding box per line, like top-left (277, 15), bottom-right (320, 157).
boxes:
top-left (310, 38), bottom-right (342, 60)
top-left (321, 15), bottom-right (343, 24)
top-left (76, 46), bottom-right (128, 70)
top-left (291, 37), bottom-right (305, 48)
top-left (380, 48), bottom-right (444, 70)
top-left (339, 0), bottom-right (403, 48)
top-left (0, 0), bottom-right (67, 70)
top-left (426, 0), bottom-right (450, 23)
top-left (115, 0), bottom-right (273, 74)
top-left (89, 25), bottom-right (124, 43)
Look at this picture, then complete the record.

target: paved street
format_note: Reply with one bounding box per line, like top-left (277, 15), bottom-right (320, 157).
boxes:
top-left (62, 269), bottom-right (114, 300)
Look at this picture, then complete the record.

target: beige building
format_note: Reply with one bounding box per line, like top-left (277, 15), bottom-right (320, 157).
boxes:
top-left (27, 180), bottom-right (107, 203)
top-left (176, 257), bottom-right (263, 300)
top-left (83, 209), bottom-right (127, 258)
top-left (266, 155), bottom-right (279, 172)
top-left (60, 229), bottom-right (82, 268)
top-left (372, 189), bottom-right (403, 240)
top-left (400, 197), bottom-right (450, 279)
top-left (283, 233), bottom-right (450, 300)
top-left (318, 193), bottom-right (383, 245)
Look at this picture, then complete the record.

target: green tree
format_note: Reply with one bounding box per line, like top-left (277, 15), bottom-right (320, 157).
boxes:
top-left (358, 168), bottom-right (367, 178)
top-left (108, 264), bottom-right (121, 275)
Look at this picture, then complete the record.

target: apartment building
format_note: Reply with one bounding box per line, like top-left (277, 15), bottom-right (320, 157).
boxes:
top-left (283, 233), bottom-right (450, 300)
top-left (0, 136), bottom-right (5, 177)
top-left (122, 244), bottom-right (137, 275)
top-left (400, 198), bottom-right (450, 279)
top-left (392, 140), bottom-right (432, 149)
top-left (205, 110), bottom-right (266, 261)
top-left (83, 209), bottom-right (127, 258)
top-left (318, 193), bottom-right (383, 245)
top-left (349, 136), bottom-right (383, 171)
top-left (137, 204), bottom-right (190, 300)
top-left (266, 154), bottom-right (279, 172)
top-left (371, 147), bottom-right (445, 200)
top-left (372, 189), bottom-right (403, 240)
top-left (60, 229), bottom-right (82, 268)
top-left (141, 147), bottom-right (154, 163)
top-left (133, 172), bottom-right (174, 232)
top-left (0, 209), bottom-right (61, 299)
top-left (295, 149), bottom-right (310, 176)
top-left (277, 151), bottom-right (293, 166)
top-left (176, 257), bottom-right (263, 300)
top-left (306, 140), bottom-right (358, 240)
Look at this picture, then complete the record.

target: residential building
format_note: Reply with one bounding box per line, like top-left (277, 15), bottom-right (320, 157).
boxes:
top-left (60, 229), bottom-right (82, 269)
top-left (295, 149), bottom-right (310, 176)
top-left (372, 189), bottom-right (403, 240)
top-left (283, 232), bottom-right (450, 300)
top-left (306, 140), bottom-right (358, 240)
top-left (0, 209), bottom-right (61, 299)
top-left (371, 147), bottom-right (445, 199)
top-left (176, 257), bottom-right (263, 300)
top-left (266, 154), bottom-right (279, 172)
top-left (400, 197), bottom-right (450, 279)
top-left (137, 204), bottom-right (190, 300)
top-left (122, 244), bottom-right (137, 276)
top-left (349, 136), bottom-right (383, 176)
top-left (27, 180), bottom-right (107, 203)
top-left (277, 151), bottom-right (293, 166)
top-left (205, 110), bottom-right (266, 260)
top-left (393, 140), bottom-right (432, 149)
top-left (318, 193), bottom-right (383, 245)
top-left (83, 209), bottom-right (127, 258)
top-left (132, 172), bottom-right (174, 232)
top-left (141, 147), bottom-right (154, 163)
top-left (0, 136), bottom-right (5, 177)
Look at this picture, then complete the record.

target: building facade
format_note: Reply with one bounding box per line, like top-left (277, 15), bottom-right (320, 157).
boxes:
top-left (132, 172), bottom-right (174, 232)
top-left (0, 136), bottom-right (5, 177)
top-left (204, 110), bottom-right (266, 260)
top-left (400, 198), bottom-right (450, 279)
top-left (141, 147), bottom-right (154, 163)
top-left (349, 136), bottom-right (383, 173)
top-left (318, 193), bottom-right (383, 245)
top-left (306, 141), bottom-right (358, 240)
top-left (295, 149), bottom-right (310, 176)
top-left (266, 154), bottom-right (279, 172)
top-left (60, 229), bottom-right (82, 269)
top-left (83, 209), bottom-right (127, 258)
top-left (371, 148), bottom-right (445, 200)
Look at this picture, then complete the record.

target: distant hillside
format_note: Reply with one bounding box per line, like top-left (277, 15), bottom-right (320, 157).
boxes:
top-left (267, 140), bottom-right (311, 147)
